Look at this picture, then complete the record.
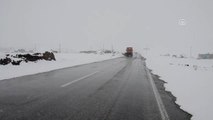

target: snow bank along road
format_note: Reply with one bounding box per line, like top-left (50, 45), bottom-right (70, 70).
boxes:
top-left (0, 53), bottom-right (120, 80)
top-left (0, 54), bottom-right (189, 120)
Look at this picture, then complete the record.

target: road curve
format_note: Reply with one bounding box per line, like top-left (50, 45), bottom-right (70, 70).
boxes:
top-left (0, 54), bottom-right (166, 120)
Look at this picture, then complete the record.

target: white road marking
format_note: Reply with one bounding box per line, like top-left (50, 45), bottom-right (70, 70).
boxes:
top-left (145, 67), bottom-right (170, 120)
top-left (61, 71), bottom-right (99, 88)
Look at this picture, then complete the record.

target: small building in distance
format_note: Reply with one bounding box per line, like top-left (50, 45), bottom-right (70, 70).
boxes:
top-left (198, 53), bottom-right (213, 59)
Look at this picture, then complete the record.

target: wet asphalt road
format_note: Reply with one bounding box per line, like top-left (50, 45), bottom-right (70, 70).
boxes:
top-left (0, 55), bottom-right (163, 120)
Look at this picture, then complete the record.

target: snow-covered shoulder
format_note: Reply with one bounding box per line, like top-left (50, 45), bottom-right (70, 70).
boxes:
top-left (0, 53), bottom-right (121, 81)
top-left (145, 54), bottom-right (213, 120)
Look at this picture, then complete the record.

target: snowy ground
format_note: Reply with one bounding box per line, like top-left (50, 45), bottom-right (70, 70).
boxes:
top-left (0, 53), bottom-right (121, 81)
top-left (145, 53), bottom-right (213, 120)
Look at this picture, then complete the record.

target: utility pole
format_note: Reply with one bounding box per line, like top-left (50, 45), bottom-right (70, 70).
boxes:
top-left (111, 44), bottom-right (115, 56)
top-left (111, 44), bottom-right (114, 53)
top-left (102, 44), bottom-right (105, 52)
top-left (190, 46), bottom-right (192, 58)
top-left (143, 48), bottom-right (150, 56)
top-left (59, 43), bottom-right (61, 53)
top-left (34, 43), bottom-right (37, 52)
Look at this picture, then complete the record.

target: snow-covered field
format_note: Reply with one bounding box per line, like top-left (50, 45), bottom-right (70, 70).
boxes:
top-left (0, 53), bottom-right (121, 81)
top-left (145, 53), bottom-right (213, 120)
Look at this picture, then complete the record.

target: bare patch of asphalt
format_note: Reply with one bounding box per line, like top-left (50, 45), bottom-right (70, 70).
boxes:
top-left (149, 69), bottom-right (192, 120)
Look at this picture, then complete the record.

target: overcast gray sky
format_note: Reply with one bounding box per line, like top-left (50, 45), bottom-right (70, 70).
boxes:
top-left (0, 0), bottom-right (213, 55)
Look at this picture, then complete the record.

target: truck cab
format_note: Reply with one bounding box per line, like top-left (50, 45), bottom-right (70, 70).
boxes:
top-left (125, 47), bottom-right (133, 57)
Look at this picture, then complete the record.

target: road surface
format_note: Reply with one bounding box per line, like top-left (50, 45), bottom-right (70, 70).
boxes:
top-left (0, 54), bottom-right (187, 120)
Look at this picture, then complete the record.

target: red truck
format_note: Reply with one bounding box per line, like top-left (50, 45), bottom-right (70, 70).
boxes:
top-left (124, 47), bottom-right (133, 57)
